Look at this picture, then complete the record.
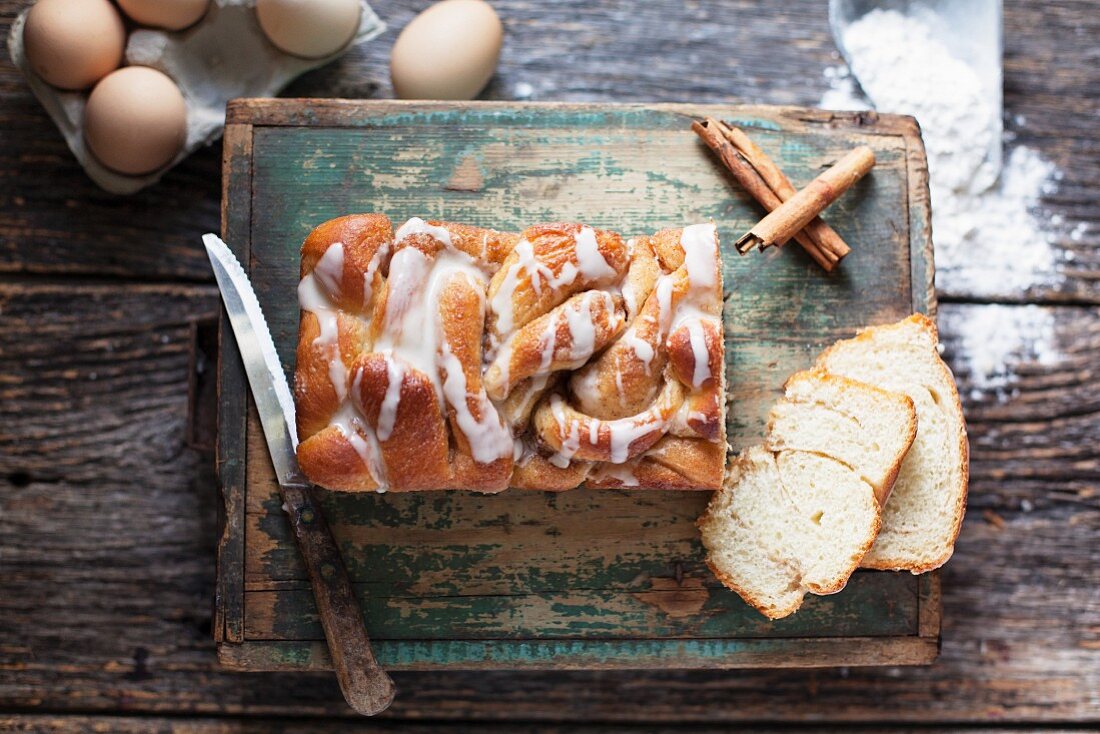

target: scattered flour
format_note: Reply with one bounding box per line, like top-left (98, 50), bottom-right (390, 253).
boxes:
top-left (819, 8), bottom-right (1065, 295)
top-left (819, 8), bottom-right (1071, 397)
top-left (819, 66), bottom-right (869, 112)
top-left (513, 81), bottom-right (535, 99)
top-left (943, 304), bottom-right (1061, 402)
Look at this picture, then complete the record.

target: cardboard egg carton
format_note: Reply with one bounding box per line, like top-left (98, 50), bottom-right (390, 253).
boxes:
top-left (8, 0), bottom-right (384, 194)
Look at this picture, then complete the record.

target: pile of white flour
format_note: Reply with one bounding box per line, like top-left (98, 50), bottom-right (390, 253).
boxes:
top-left (820, 8), bottom-right (1068, 399)
top-left (821, 8), bottom-right (1063, 293)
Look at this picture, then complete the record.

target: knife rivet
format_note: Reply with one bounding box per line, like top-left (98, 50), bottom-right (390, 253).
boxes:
top-left (300, 508), bottom-right (315, 524)
top-left (321, 563), bottom-right (336, 579)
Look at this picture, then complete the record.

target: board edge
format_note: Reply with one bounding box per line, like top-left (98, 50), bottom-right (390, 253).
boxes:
top-left (214, 101), bottom-right (941, 670)
top-left (215, 121), bottom-right (254, 645)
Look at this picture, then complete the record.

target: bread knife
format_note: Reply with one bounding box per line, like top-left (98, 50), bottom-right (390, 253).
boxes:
top-left (203, 234), bottom-right (395, 716)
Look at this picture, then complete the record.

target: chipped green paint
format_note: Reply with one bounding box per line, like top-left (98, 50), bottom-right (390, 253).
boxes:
top-left (221, 102), bottom-right (937, 670)
top-left (726, 116), bottom-right (784, 132)
top-left (254, 571), bottom-right (919, 641)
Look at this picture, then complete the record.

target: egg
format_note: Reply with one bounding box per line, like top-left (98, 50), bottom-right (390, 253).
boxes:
top-left (256, 0), bottom-right (361, 59)
top-left (22, 0), bottom-right (125, 91)
top-left (83, 67), bottom-right (188, 176)
top-left (116, 0), bottom-right (211, 31)
top-left (391, 0), bottom-right (503, 100)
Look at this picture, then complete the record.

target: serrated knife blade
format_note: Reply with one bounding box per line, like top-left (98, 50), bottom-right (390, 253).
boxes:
top-left (202, 234), bottom-right (302, 485)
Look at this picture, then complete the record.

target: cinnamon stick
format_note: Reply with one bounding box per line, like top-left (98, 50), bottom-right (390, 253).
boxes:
top-left (718, 124), bottom-right (851, 262)
top-left (735, 145), bottom-right (875, 254)
top-left (691, 119), bottom-right (836, 271)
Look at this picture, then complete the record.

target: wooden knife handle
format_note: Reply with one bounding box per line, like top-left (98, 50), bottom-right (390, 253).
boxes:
top-left (280, 483), bottom-right (396, 715)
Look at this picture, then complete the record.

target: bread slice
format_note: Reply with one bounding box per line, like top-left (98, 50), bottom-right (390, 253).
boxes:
top-left (814, 314), bottom-right (969, 573)
top-left (765, 369), bottom-right (917, 504)
top-left (699, 374), bottom-right (917, 619)
top-left (698, 447), bottom-right (882, 619)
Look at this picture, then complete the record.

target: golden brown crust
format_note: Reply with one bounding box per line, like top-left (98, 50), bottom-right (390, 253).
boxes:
top-left (301, 214), bottom-right (393, 312)
top-left (428, 221), bottom-right (519, 265)
top-left (296, 426), bottom-right (381, 493)
top-left (647, 227), bottom-right (691, 272)
top-left (566, 270), bottom-right (689, 419)
top-left (437, 274), bottom-right (514, 492)
top-left (294, 214), bottom-right (393, 455)
top-left (486, 222), bottom-right (630, 341)
top-left (531, 377), bottom-right (685, 463)
top-left (484, 292), bottom-right (626, 402)
top-left (621, 235), bottom-right (661, 320)
top-left (510, 454), bottom-right (590, 491)
top-left (587, 437), bottom-right (725, 490)
top-left (666, 319), bottom-right (724, 392)
top-left (354, 353), bottom-right (452, 491)
top-left (294, 215), bottom-right (726, 492)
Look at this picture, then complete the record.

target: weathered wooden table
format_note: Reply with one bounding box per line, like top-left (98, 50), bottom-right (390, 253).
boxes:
top-left (1, 0), bottom-right (1097, 730)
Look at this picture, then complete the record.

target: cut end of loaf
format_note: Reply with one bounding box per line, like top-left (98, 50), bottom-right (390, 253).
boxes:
top-left (815, 314), bottom-right (969, 573)
top-left (698, 446), bottom-right (882, 620)
top-left (766, 368), bottom-right (917, 505)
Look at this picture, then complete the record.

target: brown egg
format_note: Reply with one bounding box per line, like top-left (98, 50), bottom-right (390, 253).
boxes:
top-left (116, 0), bottom-right (211, 31)
top-left (391, 0), bottom-right (503, 100)
top-left (84, 67), bottom-right (188, 176)
top-left (256, 0), bottom-right (361, 59)
top-left (23, 0), bottom-right (126, 91)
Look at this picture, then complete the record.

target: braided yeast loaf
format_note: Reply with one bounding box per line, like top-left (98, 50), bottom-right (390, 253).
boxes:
top-left (294, 215), bottom-right (726, 492)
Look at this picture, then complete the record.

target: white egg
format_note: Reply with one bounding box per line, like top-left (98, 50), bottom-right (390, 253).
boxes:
top-left (391, 0), bottom-right (503, 100)
top-left (23, 0), bottom-right (125, 91)
top-left (116, 0), bottom-right (211, 31)
top-left (84, 67), bottom-right (188, 176)
top-left (256, 0), bottom-right (361, 59)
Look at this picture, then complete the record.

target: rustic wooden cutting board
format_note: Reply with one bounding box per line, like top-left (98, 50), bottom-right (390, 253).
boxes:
top-left (214, 99), bottom-right (938, 671)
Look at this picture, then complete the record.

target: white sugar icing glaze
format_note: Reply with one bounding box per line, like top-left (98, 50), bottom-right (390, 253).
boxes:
top-left (680, 222), bottom-right (718, 292)
top-left (488, 239), bottom-right (529, 334)
top-left (573, 225), bottom-right (616, 280)
top-left (297, 262), bottom-right (349, 403)
top-left (686, 319), bottom-right (711, 388)
top-left (564, 292), bottom-right (598, 361)
top-left (439, 340), bottom-right (513, 464)
top-left (375, 355), bottom-right (406, 442)
top-left (670, 224), bottom-right (721, 390)
top-left (395, 216), bottom-right (454, 249)
top-left (362, 239), bottom-right (390, 310)
top-left (490, 226), bottom-right (618, 337)
top-left (590, 462), bottom-right (640, 486)
top-left (538, 315), bottom-right (557, 372)
top-left (299, 250), bottom-right (389, 490)
top-left (370, 220), bottom-right (512, 464)
top-left (313, 240), bottom-right (345, 300)
top-left (614, 361), bottom-right (627, 407)
top-left (545, 391), bottom-right (672, 466)
top-left (608, 410), bottom-right (664, 464)
top-left (548, 396), bottom-right (582, 468)
top-left (622, 332), bottom-right (655, 370)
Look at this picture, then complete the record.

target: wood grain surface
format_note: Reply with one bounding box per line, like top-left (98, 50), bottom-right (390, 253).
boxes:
top-left (0, 0), bottom-right (1097, 729)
